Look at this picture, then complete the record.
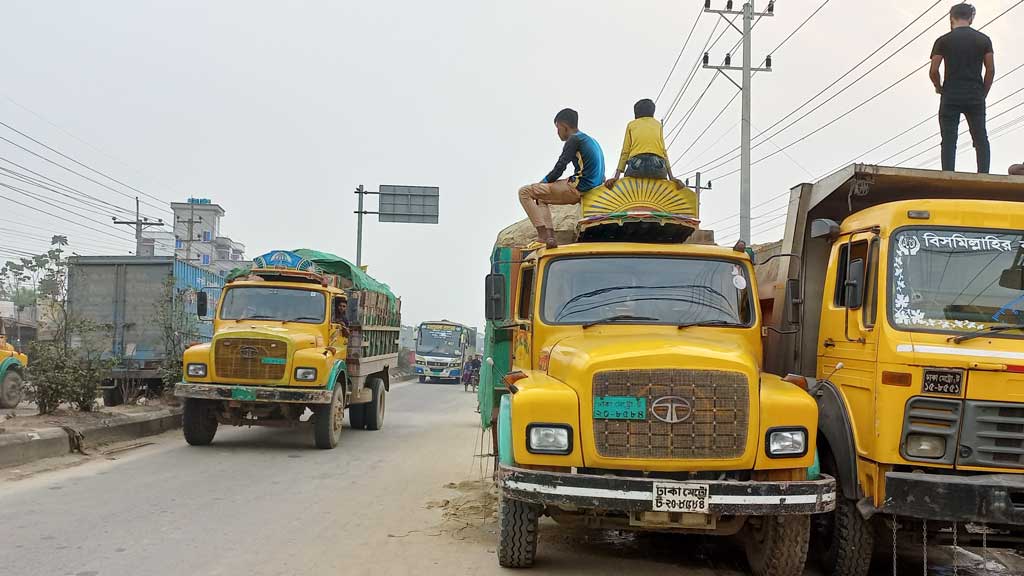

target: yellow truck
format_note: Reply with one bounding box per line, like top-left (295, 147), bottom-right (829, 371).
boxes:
top-left (762, 165), bottom-right (1024, 574)
top-left (174, 249), bottom-right (400, 449)
top-left (0, 325), bottom-right (26, 408)
top-left (481, 178), bottom-right (836, 576)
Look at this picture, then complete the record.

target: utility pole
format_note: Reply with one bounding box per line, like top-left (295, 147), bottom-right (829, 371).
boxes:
top-left (355, 185), bottom-right (366, 267)
top-left (113, 197), bottom-right (164, 255)
top-left (177, 201), bottom-right (203, 262)
top-left (354, 184), bottom-right (439, 268)
top-left (685, 171), bottom-right (713, 210)
top-left (703, 0), bottom-right (773, 243)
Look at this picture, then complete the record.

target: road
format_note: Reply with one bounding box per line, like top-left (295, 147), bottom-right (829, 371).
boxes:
top-left (0, 380), bottom-right (1020, 576)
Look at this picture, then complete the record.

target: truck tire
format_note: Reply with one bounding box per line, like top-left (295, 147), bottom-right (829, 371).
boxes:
top-left (363, 378), bottom-right (386, 431)
top-left (497, 495), bottom-right (539, 568)
top-left (102, 386), bottom-right (124, 407)
top-left (0, 369), bottom-right (24, 409)
top-left (313, 385), bottom-right (344, 449)
top-left (817, 495), bottom-right (874, 576)
top-left (744, 515), bottom-right (810, 576)
top-left (349, 403), bottom-right (367, 430)
top-left (182, 398), bottom-right (218, 446)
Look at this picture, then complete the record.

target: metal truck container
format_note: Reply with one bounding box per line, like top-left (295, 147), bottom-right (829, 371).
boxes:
top-left (68, 256), bottom-right (225, 405)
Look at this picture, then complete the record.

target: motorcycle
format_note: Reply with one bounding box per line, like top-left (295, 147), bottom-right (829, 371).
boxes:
top-left (463, 365), bottom-right (479, 392)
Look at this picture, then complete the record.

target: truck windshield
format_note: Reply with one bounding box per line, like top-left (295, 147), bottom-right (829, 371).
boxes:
top-left (220, 287), bottom-right (326, 324)
top-left (542, 256), bottom-right (754, 326)
top-left (417, 324), bottom-right (462, 357)
top-left (891, 228), bottom-right (1024, 335)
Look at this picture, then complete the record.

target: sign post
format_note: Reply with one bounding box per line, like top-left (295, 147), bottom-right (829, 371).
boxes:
top-left (354, 185), bottom-right (439, 266)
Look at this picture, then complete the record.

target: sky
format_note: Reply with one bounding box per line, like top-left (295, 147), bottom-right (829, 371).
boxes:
top-left (0, 0), bottom-right (1022, 330)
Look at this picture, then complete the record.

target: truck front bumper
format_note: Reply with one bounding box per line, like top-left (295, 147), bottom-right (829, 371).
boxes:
top-left (174, 382), bottom-right (333, 404)
top-left (498, 465), bottom-right (836, 516)
top-left (884, 471), bottom-right (1024, 524)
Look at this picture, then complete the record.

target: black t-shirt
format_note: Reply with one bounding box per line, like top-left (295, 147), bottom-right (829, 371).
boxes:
top-left (932, 27), bottom-right (993, 99)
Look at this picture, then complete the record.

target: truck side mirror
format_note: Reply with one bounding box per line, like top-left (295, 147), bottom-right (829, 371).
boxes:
top-left (1000, 267), bottom-right (1024, 291)
top-left (485, 273), bottom-right (507, 321)
top-left (845, 259), bottom-right (865, 310)
top-left (196, 291), bottom-right (209, 318)
top-left (810, 218), bottom-right (840, 240)
top-left (785, 278), bottom-right (802, 326)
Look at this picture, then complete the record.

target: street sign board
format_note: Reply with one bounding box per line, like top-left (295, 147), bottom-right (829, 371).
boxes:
top-left (378, 185), bottom-right (439, 224)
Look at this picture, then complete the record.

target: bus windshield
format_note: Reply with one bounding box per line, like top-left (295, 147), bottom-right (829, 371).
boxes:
top-left (220, 287), bottom-right (326, 324)
top-left (417, 324), bottom-right (463, 357)
top-left (541, 256), bottom-right (754, 326)
top-left (890, 228), bottom-right (1024, 335)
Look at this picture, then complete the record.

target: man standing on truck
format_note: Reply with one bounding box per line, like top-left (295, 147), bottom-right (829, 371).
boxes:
top-left (930, 3), bottom-right (994, 173)
top-left (518, 108), bottom-right (605, 249)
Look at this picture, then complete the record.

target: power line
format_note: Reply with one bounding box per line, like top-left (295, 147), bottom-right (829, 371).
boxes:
top-left (687, 0), bottom-right (947, 175)
top-left (0, 184), bottom-right (137, 241)
top-left (671, 0), bottom-right (834, 166)
top-left (699, 0), bottom-right (1023, 179)
top-left (0, 118), bottom-right (171, 208)
top-left (0, 219), bottom-right (128, 251)
top-left (655, 5), bottom-right (705, 105)
top-left (662, 17), bottom-right (728, 123)
top-left (0, 168), bottom-right (135, 221)
top-left (0, 133), bottom-right (169, 215)
top-left (893, 99), bottom-right (1024, 166)
top-left (0, 155), bottom-right (148, 218)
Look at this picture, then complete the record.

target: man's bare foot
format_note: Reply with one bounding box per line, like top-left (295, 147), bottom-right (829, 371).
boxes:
top-left (537, 227), bottom-right (558, 249)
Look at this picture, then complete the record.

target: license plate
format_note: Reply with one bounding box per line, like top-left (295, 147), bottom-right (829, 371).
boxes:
top-left (231, 387), bottom-right (256, 401)
top-left (922, 369), bottom-right (963, 395)
top-left (593, 396), bottom-right (646, 420)
top-left (653, 482), bottom-right (709, 514)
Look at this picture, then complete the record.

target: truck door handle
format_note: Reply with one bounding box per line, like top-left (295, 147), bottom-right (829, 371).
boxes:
top-left (823, 339), bottom-right (836, 348)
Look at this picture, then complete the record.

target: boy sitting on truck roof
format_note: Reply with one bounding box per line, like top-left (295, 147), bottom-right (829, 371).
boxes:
top-left (604, 99), bottom-right (683, 190)
top-left (518, 108), bottom-right (606, 249)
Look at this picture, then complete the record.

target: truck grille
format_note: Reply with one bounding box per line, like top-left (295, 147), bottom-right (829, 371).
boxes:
top-left (214, 338), bottom-right (288, 381)
top-left (960, 401), bottom-right (1024, 469)
top-left (592, 369), bottom-right (749, 459)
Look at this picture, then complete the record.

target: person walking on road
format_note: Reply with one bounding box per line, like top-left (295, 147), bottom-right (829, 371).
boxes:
top-left (930, 3), bottom-right (995, 173)
top-left (518, 108), bottom-right (605, 249)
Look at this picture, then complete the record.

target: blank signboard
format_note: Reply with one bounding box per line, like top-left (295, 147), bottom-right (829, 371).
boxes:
top-left (378, 185), bottom-right (439, 224)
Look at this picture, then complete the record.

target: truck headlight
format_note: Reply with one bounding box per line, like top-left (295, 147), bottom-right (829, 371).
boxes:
top-left (527, 424), bottom-right (572, 455)
top-left (187, 363), bottom-right (207, 378)
top-left (905, 434), bottom-right (945, 459)
top-left (294, 368), bottom-right (317, 382)
top-left (766, 427), bottom-right (807, 458)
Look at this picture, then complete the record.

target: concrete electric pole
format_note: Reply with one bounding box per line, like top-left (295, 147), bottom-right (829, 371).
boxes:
top-left (113, 197), bottom-right (164, 255)
top-left (702, 0), bottom-right (773, 243)
top-left (177, 201), bottom-right (203, 263)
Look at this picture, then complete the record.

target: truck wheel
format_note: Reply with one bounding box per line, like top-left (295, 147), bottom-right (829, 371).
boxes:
top-left (102, 386), bottom-right (124, 407)
top-left (363, 378), bottom-right (386, 431)
top-left (182, 398), bottom-right (218, 446)
top-left (817, 496), bottom-right (874, 576)
top-left (744, 515), bottom-right (809, 576)
top-left (313, 386), bottom-right (344, 449)
top-left (497, 495), bottom-right (539, 568)
top-left (0, 369), bottom-right (24, 409)
top-left (349, 403), bottom-right (366, 430)
top-left (418, 375), bottom-right (426, 383)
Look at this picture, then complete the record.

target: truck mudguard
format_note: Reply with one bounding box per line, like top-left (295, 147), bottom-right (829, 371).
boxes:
top-left (0, 356), bottom-right (22, 381)
top-left (811, 379), bottom-right (860, 500)
top-left (326, 360), bottom-right (347, 391)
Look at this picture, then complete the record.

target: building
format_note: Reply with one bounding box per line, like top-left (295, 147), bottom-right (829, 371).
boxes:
top-left (145, 198), bottom-right (246, 277)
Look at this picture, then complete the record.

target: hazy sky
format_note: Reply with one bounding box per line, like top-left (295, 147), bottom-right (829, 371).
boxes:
top-left (1, 0), bottom-right (1022, 329)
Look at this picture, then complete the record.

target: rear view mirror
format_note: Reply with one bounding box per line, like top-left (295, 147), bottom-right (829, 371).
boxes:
top-left (485, 273), bottom-right (507, 321)
top-left (1000, 267), bottom-right (1024, 291)
top-left (845, 259), bottom-right (865, 310)
top-left (196, 291), bottom-right (209, 318)
top-left (785, 278), bottom-right (802, 327)
top-left (810, 219), bottom-right (840, 240)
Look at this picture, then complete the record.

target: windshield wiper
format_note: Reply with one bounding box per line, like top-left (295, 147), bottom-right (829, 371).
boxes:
top-left (949, 323), bottom-right (1024, 344)
top-left (235, 314), bottom-right (276, 323)
top-left (284, 316), bottom-right (322, 324)
top-left (678, 320), bottom-right (744, 330)
top-left (582, 315), bottom-right (659, 329)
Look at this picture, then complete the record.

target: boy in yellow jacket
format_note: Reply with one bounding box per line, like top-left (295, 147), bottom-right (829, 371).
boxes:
top-left (604, 99), bottom-right (683, 189)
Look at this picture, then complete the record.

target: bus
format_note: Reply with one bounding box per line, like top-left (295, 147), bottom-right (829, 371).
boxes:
top-left (414, 321), bottom-right (476, 383)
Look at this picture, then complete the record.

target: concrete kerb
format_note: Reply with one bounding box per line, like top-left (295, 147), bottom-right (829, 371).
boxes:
top-left (0, 407), bottom-right (182, 469)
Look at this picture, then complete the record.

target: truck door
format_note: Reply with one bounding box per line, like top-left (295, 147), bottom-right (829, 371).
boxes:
top-left (819, 232), bottom-right (881, 455)
top-left (512, 264), bottom-right (535, 371)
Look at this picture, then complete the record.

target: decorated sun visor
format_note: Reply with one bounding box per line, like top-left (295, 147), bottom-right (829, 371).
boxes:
top-left (253, 250), bottom-right (320, 273)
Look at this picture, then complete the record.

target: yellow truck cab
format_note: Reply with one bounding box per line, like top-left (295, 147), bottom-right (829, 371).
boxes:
top-left (763, 165), bottom-right (1024, 575)
top-left (174, 250), bottom-right (400, 449)
top-left (483, 177), bottom-right (835, 576)
top-left (0, 324), bottom-right (27, 409)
